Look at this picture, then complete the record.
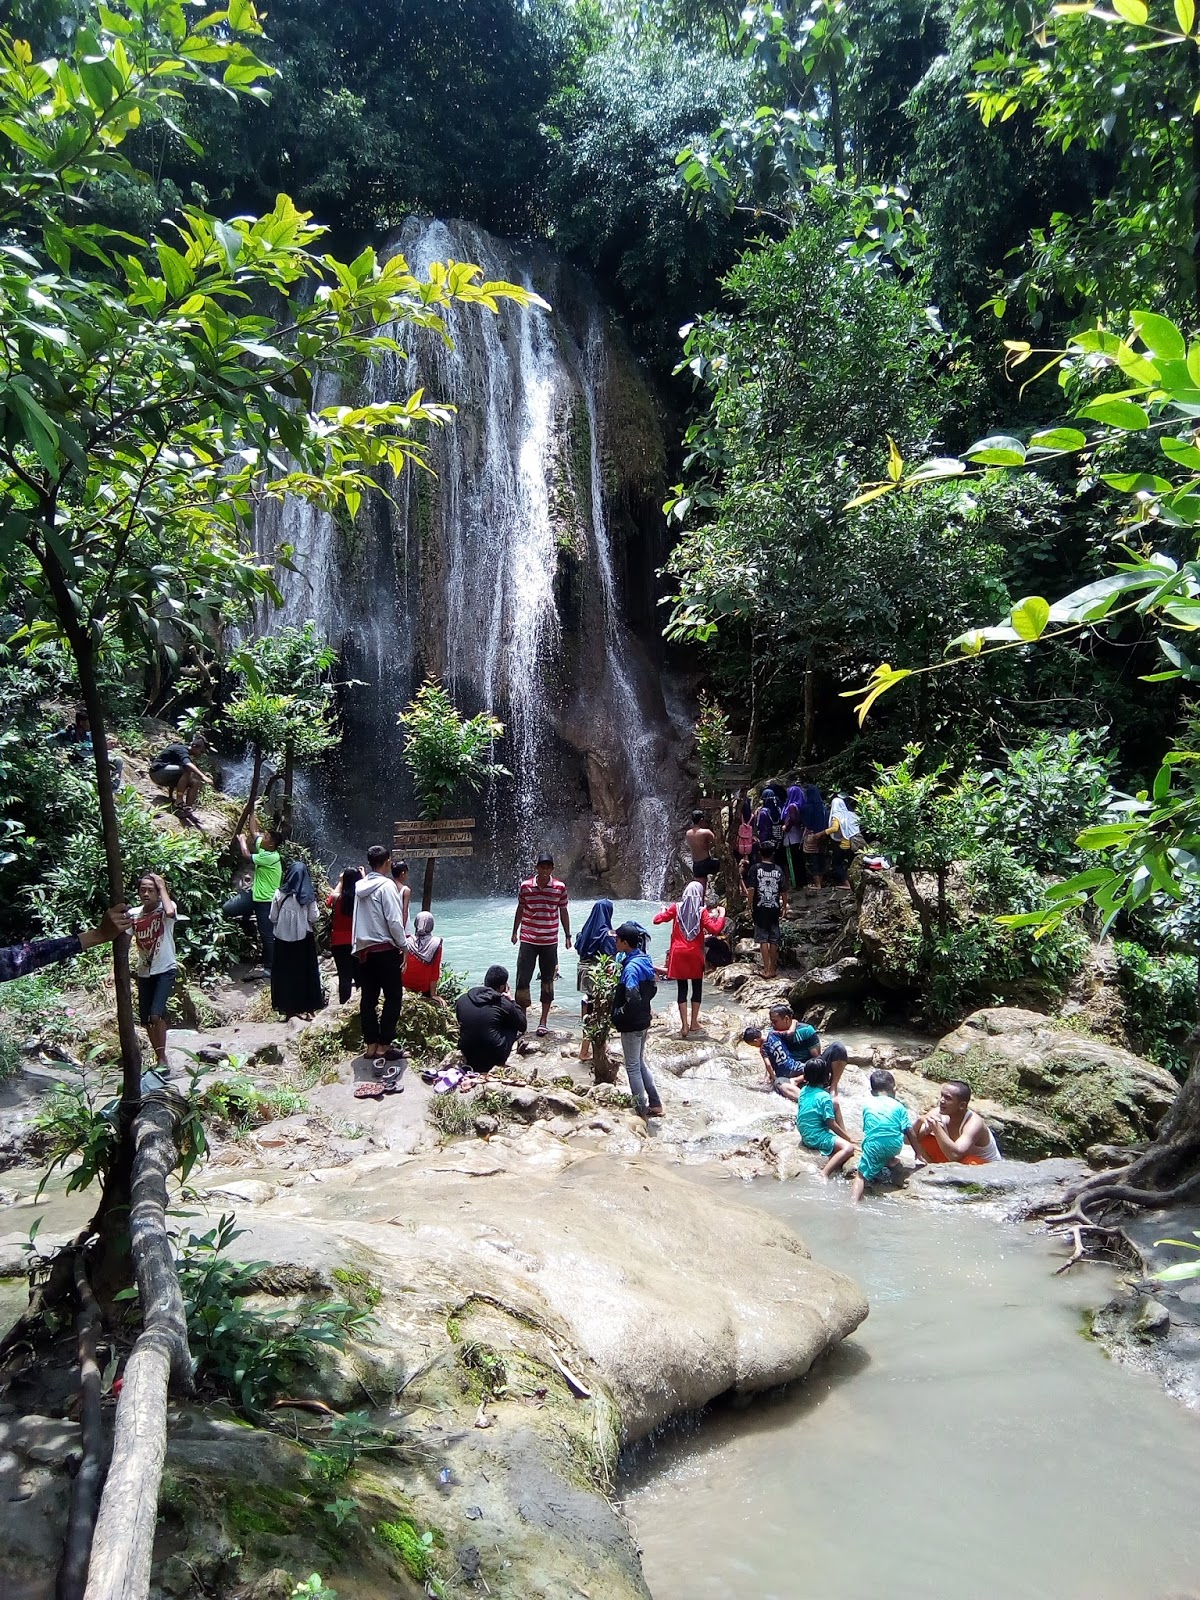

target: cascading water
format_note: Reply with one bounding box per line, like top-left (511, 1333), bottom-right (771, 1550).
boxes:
top-left (251, 217), bottom-right (686, 894)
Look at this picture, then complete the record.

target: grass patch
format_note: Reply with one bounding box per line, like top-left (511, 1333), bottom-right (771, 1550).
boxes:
top-left (376, 1517), bottom-right (440, 1581)
top-left (427, 1088), bottom-right (513, 1139)
top-left (331, 1266), bottom-right (382, 1310)
top-left (195, 1075), bottom-right (309, 1134)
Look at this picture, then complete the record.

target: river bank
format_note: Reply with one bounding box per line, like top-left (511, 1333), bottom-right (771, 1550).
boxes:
top-left (2, 910), bottom-right (1197, 1599)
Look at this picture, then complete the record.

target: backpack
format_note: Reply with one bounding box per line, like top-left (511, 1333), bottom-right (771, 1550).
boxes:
top-left (737, 820), bottom-right (755, 856)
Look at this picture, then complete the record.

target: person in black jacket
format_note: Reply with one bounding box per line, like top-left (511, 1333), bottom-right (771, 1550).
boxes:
top-left (610, 923), bottom-right (663, 1120)
top-left (455, 963), bottom-right (527, 1074)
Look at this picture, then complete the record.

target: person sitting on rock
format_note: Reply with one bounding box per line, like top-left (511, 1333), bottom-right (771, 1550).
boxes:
top-left (796, 1057), bottom-right (855, 1178)
top-left (914, 1079), bottom-right (1002, 1165)
top-left (455, 963), bottom-right (526, 1075)
top-left (743, 1002), bottom-right (818, 1102)
top-left (404, 911), bottom-right (444, 998)
top-left (851, 1069), bottom-right (925, 1202)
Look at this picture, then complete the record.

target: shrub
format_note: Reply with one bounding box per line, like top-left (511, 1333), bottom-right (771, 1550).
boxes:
top-left (26, 790), bottom-right (240, 975)
top-left (972, 730), bottom-right (1114, 872)
top-left (1115, 940), bottom-right (1198, 1077)
top-left (177, 1214), bottom-right (373, 1413)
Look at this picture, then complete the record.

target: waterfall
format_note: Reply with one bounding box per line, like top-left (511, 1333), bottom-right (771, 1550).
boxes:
top-left (251, 217), bottom-right (684, 895)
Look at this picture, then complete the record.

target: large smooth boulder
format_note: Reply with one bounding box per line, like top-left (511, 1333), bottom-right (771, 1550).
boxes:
top-left (923, 1006), bottom-right (1178, 1158)
top-left (788, 956), bottom-right (867, 1012)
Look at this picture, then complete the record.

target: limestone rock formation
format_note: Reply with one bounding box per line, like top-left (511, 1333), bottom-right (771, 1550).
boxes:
top-left (921, 1006), bottom-right (1178, 1159)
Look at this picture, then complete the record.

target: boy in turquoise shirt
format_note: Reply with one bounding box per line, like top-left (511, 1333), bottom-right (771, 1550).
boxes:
top-left (851, 1068), bottom-right (924, 1201)
top-left (796, 1057), bottom-right (855, 1178)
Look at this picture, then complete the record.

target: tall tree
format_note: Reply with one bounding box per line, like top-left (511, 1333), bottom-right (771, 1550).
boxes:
top-left (0, 4), bottom-right (537, 1590)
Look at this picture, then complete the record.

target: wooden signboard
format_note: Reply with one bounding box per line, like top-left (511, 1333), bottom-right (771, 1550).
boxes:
top-left (394, 817), bottom-right (476, 832)
top-left (714, 763), bottom-right (752, 786)
top-left (394, 817), bottom-right (476, 860)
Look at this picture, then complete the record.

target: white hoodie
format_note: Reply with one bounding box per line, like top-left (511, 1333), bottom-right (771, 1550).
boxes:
top-left (351, 871), bottom-right (407, 953)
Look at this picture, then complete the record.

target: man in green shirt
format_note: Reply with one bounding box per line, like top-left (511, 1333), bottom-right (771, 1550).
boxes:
top-left (223, 828), bottom-right (282, 976)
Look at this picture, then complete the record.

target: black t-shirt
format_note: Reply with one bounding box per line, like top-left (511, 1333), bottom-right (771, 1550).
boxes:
top-left (152, 742), bottom-right (191, 770)
top-left (455, 985), bottom-right (526, 1069)
top-left (747, 861), bottom-right (784, 920)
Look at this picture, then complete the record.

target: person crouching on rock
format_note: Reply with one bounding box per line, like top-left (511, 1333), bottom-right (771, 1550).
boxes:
top-left (611, 922), bottom-right (663, 1121)
top-left (743, 1002), bottom-right (825, 1102)
top-left (455, 963), bottom-right (526, 1076)
top-left (913, 1079), bottom-right (1002, 1165)
top-left (851, 1069), bottom-right (925, 1202)
top-left (796, 1057), bottom-right (855, 1179)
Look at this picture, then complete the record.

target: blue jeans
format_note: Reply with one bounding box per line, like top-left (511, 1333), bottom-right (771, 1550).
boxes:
top-left (223, 888), bottom-right (274, 971)
top-left (620, 1029), bottom-right (660, 1113)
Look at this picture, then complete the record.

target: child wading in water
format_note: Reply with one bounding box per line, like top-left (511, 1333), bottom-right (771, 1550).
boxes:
top-left (796, 1057), bottom-right (855, 1177)
top-left (851, 1068), bottom-right (925, 1202)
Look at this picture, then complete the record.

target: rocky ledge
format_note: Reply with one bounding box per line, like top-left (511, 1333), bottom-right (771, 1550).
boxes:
top-left (0, 1142), bottom-right (865, 1600)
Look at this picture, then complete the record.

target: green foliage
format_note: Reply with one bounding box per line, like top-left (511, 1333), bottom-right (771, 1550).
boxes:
top-left (694, 693), bottom-right (732, 785)
top-left (436, 963), bottom-right (470, 1003)
top-left (0, 958), bottom-right (93, 1051)
top-left (0, 1028), bottom-right (24, 1082)
top-left (376, 1518), bottom-right (436, 1582)
top-left (970, 730), bottom-right (1115, 873)
top-left (1152, 1232), bottom-right (1200, 1283)
top-left (33, 1074), bottom-right (119, 1196)
top-left (396, 677), bottom-right (507, 821)
top-left (194, 1075), bottom-right (310, 1134)
top-left (290, 1576), bottom-right (337, 1600)
top-left (582, 953), bottom-right (620, 1046)
top-left (178, 1214), bottom-right (373, 1413)
top-left (544, 40), bottom-right (751, 365)
top-left (221, 623), bottom-right (341, 771)
top-left (427, 1088), bottom-right (515, 1139)
top-left (25, 790), bottom-right (238, 975)
top-left (1115, 940), bottom-right (1198, 1077)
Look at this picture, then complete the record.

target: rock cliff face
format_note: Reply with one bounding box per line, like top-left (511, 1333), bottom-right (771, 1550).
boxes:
top-left (252, 218), bottom-right (691, 895)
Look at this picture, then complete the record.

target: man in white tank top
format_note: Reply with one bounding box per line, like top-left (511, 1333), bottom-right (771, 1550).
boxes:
top-left (915, 1079), bottom-right (1002, 1165)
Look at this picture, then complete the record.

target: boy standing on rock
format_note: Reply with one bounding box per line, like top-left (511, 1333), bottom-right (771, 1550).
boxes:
top-left (746, 840), bottom-right (787, 977)
top-left (511, 852), bottom-right (571, 1036)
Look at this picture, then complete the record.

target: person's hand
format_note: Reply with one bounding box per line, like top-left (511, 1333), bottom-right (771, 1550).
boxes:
top-left (511, 931), bottom-right (518, 945)
top-left (81, 904), bottom-right (132, 949)
top-left (565, 935), bottom-right (572, 949)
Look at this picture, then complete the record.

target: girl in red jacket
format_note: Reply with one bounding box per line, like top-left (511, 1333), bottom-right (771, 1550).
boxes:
top-left (655, 880), bottom-right (726, 1038)
top-left (326, 867), bottom-right (361, 1005)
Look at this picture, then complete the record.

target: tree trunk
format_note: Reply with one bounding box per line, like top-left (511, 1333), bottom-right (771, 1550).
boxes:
top-left (422, 853), bottom-right (436, 913)
top-left (281, 738), bottom-right (295, 834)
top-left (591, 1028), bottom-right (618, 1085)
top-left (83, 1097), bottom-right (193, 1600)
top-left (899, 868), bottom-right (933, 938)
top-left (802, 647), bottom-right (816, 762)
top-left (231, 745), bottom-right (264, 843)
top-left (936, 866), bottom-right (948, 934)
top-left (829, 67), bottom-right (845, 180)
top-left (56, 1238), bottom-right (108, 1600)
top-left (70, 634), bottom-right (142, 1107)
top-left (81, 1331), bottom-right (172, 1600)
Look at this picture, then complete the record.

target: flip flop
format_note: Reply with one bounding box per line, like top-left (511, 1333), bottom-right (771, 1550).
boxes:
top-left (383, 1047), bottom-right (408, 1062)
top-left (354, 1081), bottom-right (385, 1099)
top-left (435, 1068), bottom-right (465, 1096)
top-left (535, 1026), bottom-right (548, 1037)
top-left (379, 1064), bottom-right (405, 1094)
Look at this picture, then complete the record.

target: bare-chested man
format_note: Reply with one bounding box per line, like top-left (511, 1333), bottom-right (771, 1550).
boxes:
top-left (914, 1079), bottom-right (1001, 1165)
top-left (685, 809), bottom-right (719, 881)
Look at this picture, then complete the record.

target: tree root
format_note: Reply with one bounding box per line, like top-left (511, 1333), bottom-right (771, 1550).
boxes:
top-left (1051, 1222), bottom-right (1124, 1274)
top-left (56, 1233), bottom-right (108, 1600)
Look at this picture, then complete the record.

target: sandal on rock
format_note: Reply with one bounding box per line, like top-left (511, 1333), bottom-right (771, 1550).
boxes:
top-left (354, 1080), bottom-right (385, 1099)
top-left (379, 1064), bottom-right (405, 1094)
top-left (420, 1068), bottom-right (439, 1085)
top-left (646, 1104), bottom-right (665, 1119)
top-left (535, 1026), bottom-right (548, 1037)
top-left (383, 1047), bottom-right (408, 1062)
top-left (434, 1068), bottom-right (465, 1096)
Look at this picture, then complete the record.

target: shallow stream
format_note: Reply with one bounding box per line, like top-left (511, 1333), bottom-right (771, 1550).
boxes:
top-left (624, 1179), bottom-right (1200, 1600)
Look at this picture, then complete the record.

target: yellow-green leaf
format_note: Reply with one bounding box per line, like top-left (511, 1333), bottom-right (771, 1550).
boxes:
top-left (887, 436), bottom-right (903, 483)
top-left (1011, 595), bottom-right (1051, 640)
top-left (1112, 0), bottom-right (1149, 22)
top-left (843, 483), bottom-right (894, 509)
top-left (842, 663), bottom-right (912, 726)
top-left (1176, 0), bottom-right (1195, 30)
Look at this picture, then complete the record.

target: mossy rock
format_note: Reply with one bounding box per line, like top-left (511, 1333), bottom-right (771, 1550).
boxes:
top-left (922, 1007), bottom-right (1178, 1158)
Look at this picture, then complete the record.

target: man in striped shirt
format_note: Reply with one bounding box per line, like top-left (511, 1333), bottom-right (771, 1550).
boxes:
top-left (511, 852), bottom-right (571, 1036)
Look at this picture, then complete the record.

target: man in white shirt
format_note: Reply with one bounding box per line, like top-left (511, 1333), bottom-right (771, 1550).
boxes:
top-left (352, 844), bottom-right (409, 1062)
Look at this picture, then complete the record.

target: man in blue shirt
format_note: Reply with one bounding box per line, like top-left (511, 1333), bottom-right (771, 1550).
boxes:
top-left (743, 1002), bottom-right (819, 1102)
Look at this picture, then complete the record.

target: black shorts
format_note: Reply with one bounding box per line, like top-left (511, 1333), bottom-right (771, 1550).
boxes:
top-left (137, 969), bottom-right (176, 1025)
top-left (515, 943), bottom-right (557, 1005)
top-left (149, 762), bottom-right (184, 794)
top-left (754, 916), bottom-right (781, 945)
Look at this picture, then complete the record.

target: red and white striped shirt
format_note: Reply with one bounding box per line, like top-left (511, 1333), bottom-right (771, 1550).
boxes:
top-left (518, 877), bottom-right (568, 945)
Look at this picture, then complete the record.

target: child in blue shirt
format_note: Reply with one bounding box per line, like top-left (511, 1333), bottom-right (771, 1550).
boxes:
top-left (795, 1057), bottom-right (855, 1178)
top-left (851, 1068), bottom-right (923, 1201)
